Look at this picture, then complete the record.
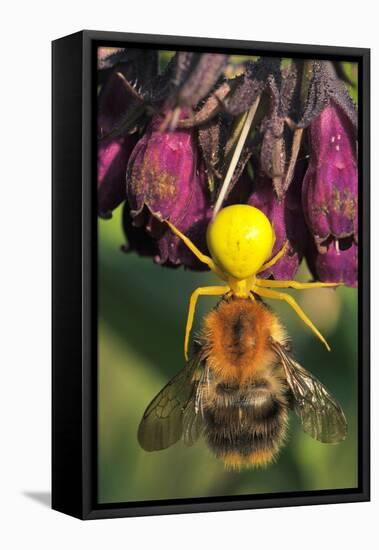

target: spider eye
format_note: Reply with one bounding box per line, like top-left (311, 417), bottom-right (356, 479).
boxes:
top-left (206, 205), bottom-right (275, 279)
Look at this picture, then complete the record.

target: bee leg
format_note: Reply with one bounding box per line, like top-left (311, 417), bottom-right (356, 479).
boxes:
top-left (256, 279), bottom-right (341, 290)
top-left (184, 285), bottom-right (230, 361)
top-left (258, 241), bottom-right (288, 273)
top-left (252, 285), bottom-right (331, 352)
top-left (166, 221), bottom-right (226, 280)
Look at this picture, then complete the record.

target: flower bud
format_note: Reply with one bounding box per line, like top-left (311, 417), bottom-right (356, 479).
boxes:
top-left (302, 102), bottom-right (358, 286)
top-left (126, 114), bottom-right (211, 269)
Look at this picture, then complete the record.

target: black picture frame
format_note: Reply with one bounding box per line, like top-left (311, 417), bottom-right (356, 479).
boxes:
top-left (52, 30), bottom-right (370, 520)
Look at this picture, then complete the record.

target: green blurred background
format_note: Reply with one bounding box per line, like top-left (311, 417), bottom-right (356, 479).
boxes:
top-left (98, 216), bottom-right (358, 504)
top-left (98, 55), bottom-right (358, 505)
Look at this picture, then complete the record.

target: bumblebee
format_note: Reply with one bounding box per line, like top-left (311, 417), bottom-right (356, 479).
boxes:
top-left (138, 205), bottom-right (347, 467)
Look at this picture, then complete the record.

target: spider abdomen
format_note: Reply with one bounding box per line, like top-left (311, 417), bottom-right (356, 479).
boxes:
top-left (206, 204), bottom-right (275, 279)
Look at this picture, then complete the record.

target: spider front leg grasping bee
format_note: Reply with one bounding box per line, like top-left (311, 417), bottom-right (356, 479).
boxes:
top-left (166, 204), bottom-right (340, 360)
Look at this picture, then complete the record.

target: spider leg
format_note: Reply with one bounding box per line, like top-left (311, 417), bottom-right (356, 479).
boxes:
top-left (256, 279), bottom-right (340, 290)
top-left (258, 241), bottom-right (288, 273)
top-left (252, 285), bottom-right (331, 351)
top-left (184, 285), bottom-right (230, 360)
top-left (166, 221), bottom-right (225, 280)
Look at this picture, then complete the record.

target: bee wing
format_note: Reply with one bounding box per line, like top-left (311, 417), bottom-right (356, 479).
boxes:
top-left (272, 342), bottom-right (347, 444)
top-left (138, 352), bottom-right (204, 451)
top-left (182, 401), bottom-right (205, 447)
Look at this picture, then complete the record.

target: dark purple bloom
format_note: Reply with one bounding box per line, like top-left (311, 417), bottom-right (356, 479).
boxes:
top-left (98, 137), bottom-right (137, 218)
top-left (306, 238), bottom-right (358, 288)
top-left (97, 61), bottom-right (143, 218)
top-left (97, 63), bottom-right (138, 140)
top-left (122, 203), bottom-right (159, 258)
top-left (248, 165), bottom-right (308, 280)
top-left (303, 102), bottom-right (358, 285)
top-left (126, 114), bottom-right (211, 270)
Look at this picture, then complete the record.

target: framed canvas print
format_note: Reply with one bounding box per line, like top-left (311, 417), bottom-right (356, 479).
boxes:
top-left (52, 30), bottom-right (370, 519)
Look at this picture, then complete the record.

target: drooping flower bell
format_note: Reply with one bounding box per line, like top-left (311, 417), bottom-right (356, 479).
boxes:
top-left (125, 113), bottom-right (211, 270)
top-left (306, 238), bottom-right (358, 288)
top-left (98, 137), bottom-right (137, 218)
top-left (97, 63), bottom-right (141, 218)
top-left (121, 202), bottom-right (159, 258)
top-left (248, 163), bottom-right (308, 280)
top-left (302, 101), bottom-right (358, 286)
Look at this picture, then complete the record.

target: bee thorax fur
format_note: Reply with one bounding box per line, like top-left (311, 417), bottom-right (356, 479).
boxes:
top-left (201, 297), bottom-right (287, 384)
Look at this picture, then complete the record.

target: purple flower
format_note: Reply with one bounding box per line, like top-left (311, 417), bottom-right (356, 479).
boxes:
top-left (98, 137), bottom-right (137, 218)
top-left (248, 165), bottom-right (307, 280)
top-left (126, 114), bottom-right (211, 270)
top-left (122, 203), bottom-right (159, 258)
top-left (306, 239), bottom-right (358, 288)
top-left (97, 63), bottom-right (140, 218)
top-left (97, 63), bottom-right (136, 140)
top-left (302, 102), bottom-right (358, 286)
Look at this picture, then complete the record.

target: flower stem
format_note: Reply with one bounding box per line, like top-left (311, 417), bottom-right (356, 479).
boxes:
top-left (213, 96), bottom-right (260, 218)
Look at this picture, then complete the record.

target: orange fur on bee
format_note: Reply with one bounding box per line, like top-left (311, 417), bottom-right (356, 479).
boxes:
top-left (202, 298), bottom-right (287, 384)
top-left (222, 449), bottom-right (276, 470)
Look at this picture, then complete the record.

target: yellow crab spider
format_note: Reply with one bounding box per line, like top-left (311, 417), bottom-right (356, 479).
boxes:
top-left (166, 204), bottom-right (340, 360)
